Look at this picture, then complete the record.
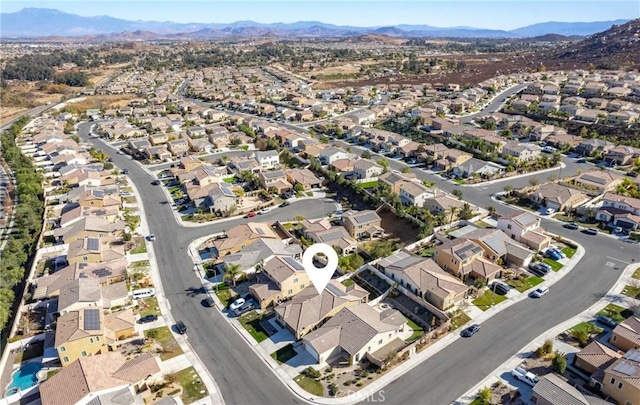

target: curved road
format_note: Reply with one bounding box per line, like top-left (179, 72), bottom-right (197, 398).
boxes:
top-left (77, 111), bottom-right (640, 404)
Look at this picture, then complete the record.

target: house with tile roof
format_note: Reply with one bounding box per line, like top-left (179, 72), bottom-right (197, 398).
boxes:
top-left (610, 317), bottom-right (640, 352)
top-left (497, 211), bottom-right (552, 252)
top-left (596, 193), bottom-right (640, 231)
top-left (213, 222), bottom-right (278, 257)
top-left (55, 307), bottom-right (107, 366)
top-left (573, 171), bottom-right (624, 194)
top-left (575, 340), bottom-right (622, 375)
top-left (528, 183), bottom-right (590, 212)
top-left (40, 352), bottom-right (160, 405)
top-left (275, 280), bottom-right (368, 339)
top-left (600, 349), bottom-right (640, 405)
top-left (249, 256), bottom-right (310, 309)
top-left (341, 210), bottom-right (384, 240)
top-left (532, 373), bottom-right (613, 405)
top-left (302, 303), bottom-right (407, 365)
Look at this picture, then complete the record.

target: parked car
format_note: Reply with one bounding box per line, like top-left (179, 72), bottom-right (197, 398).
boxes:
top-left (138, 314), bottom-right (158, 324)
top-left (147, 234), bottom-right (156, 241)
top-left (563, 222), bottom-right (579, 230)
top-left (245, 212), bottom-right (257, 218)
top-left (175, 320), bottom-right (188, 334)
top-left (202, 297), bottom-right (215, 308)
top-left (614, 226), bottom-right (623, 234)
top-left (512, 367), bottom-right (540, 387)
top-left (544, 207), bottom-right (556, 215)
top-left (596, 315), bottom-right (618, 328)
top-left (461, 324), bottom-right (481, 337)
top-left (258, 208), bottom-right (271, 215)
top-left (229, 298), bottom-right (246, 312)
top-left (233, 301), bottom-right (256, 316)
top-left (529, 262), bottom-right (551, 276)
top-left (548, 248), bottom-right (565, 258)
top-left (121, 169), bottom-right (129, 175)
top-left (530, 286), bottom-right (549, 298)
top-left (280, 201), bottom-right (291, 207)
top-left (583, 228), bottom-right (599, 235)
top-left (491, 281), bottom-right (510, 295)
top-left (151, 179), bottom-right (161, 185)
top-left (545, 248), bottom-right (563, 261)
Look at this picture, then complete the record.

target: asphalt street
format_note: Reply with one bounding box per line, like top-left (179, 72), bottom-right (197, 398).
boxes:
top-left (76, 110), bottom-right (640, 405)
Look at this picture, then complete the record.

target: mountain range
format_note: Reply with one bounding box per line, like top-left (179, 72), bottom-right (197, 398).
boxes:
top-left (0, 8), bottom-right (633, 39)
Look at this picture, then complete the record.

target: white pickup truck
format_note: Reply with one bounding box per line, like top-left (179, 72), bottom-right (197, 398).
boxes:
top-left (512, 367), bottom-right (539, 387)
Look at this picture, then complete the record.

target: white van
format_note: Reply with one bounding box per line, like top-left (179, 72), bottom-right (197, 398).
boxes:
top-left (132, 288), bottom-right (156, 299)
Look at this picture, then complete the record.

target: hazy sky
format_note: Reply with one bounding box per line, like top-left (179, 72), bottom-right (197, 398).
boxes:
top-left (3, 0), bottom-right (639, 29)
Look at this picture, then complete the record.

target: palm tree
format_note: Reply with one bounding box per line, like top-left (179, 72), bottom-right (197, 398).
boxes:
top-left (449, 206), bottom-right (459, 225)
top-left (223, 263), bottom-right (242, 287)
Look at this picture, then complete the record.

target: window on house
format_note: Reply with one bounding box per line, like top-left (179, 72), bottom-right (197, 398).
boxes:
top-left (60, 346), bottom-right (66, 352)
top-left (378, 339), bottom-right (383, 345)
top-left (288, 289), bottom-right (292, 295)
top-left (63, 356), bottom-right (69, 363)
top-left (294, 278), bottom-right (298, 283)
top-left (96, 336), bottom-right (100, 341)
top-left (82, 256), bottom-right (88, 261)
top-left (618, 382), bottom-right (623, 389)
top-left (612, 335), bottom-right (618, 342)
top-left (610, 378), bottom-right (616, 384)
top-left (81, 351), bottom-right (87, 357)
top-left (507, 224), bottom-right (512, 229)
top-left (89, 338), bottom-right (94, 344)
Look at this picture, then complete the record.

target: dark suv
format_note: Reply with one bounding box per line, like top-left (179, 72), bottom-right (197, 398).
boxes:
top-left (138, 314), bottom-right (158, 324)
top-left (175, 320), bottom-right (188, 334)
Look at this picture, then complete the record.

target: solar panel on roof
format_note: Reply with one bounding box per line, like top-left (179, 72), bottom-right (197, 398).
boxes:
top-left (256, 228), bottom-right (265, 235)
top-left (624, 350), bottom-right (640, 362)
top-left (613, 362), bottom-right (640, 376)
top-left (83, 309), bottom-right (101, 331)
top-left (87, 238), bottom-right (100, 251)
top-left (283, 257), bottom-right (304, 271)
top-left (326, 282), bottom-right (346, 297)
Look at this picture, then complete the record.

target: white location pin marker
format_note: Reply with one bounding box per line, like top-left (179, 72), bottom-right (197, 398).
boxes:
top-left (302, 243), bottom-right (338, 295)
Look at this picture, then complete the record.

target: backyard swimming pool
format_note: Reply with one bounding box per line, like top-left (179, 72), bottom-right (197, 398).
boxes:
top-left (6, 362), bottom-right (42, 393)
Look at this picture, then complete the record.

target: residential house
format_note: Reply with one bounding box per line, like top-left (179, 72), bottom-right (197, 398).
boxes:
top-left (575, 340), bottom-right (622, 375)
top-left (353, 160), bottom-right (384, 181)
top-left (148, 133), bottom-right (169, 145)
top-left (452, 158), bottom-right (505, 179)
top-left (341, 210), bottom-right (383, 240)
top-left (204, 183), bottom-right (237, 214)
top-left (600, 349), bottom-right (640, 405)
top-left (604, 146), bottom-right (640, 166)
top-left (66, 237), bottom-right (126, 266)
top-left (399, 181), bottom-right (439, 207)
top-left (213, 222), bottom-right (278, 257)
top-left (223, 238), bottom-right (302, 274)
top-left (53, 217), bottom-right (125, 244)
top-left (434, 239), bottom-right (485, 279)
top-left (259, 170), bottom-right (292, 194)
top-left (285, 168), bottom-right (322, 190)
top-left (249, 256), bottom-right (310, 309)
top-left (378, 171), bottom-right (417, 194)
top-left (55, 308), bottom-right (106, 366)
top-left (302, 219), bottom-right (358, 255)
top-left (528, 183), bottom-right (589, 212)
top-left (377, 251), bottom-right (469, 310)
top-left (465, 228), bottom-right (534, 268)
top-left (609, 317), bottom-right (640, 352)
top-left (596, 193), bottom-right (640, 231)
top-left (319, 147), bottom-right (349, 165)
top-left (275, 280), bottom-right (368, 339)
top-left (434, 148), bottom-right (473, 171)
top-left (57, 277), bottom-right (103, 315)
top-left (573, 171), bottom-right (624, 193)
top-left (497, 211), bottom-right (552, 251)
top-left (302, 303), bottom-right (407, 364)
top-left (502, 142), bottom-right (542, 162)
top-left (78, 189), bottom-right (121, 209)
top-left (255, 150), bottom-right (280, 170)
top-left (423, 194), bottom-right (466, 216)
top-left (167, 139), bottom-right (189, 156)
top-left (532, 373), bottom-right (612, 405)
top-left (40, 352), bottom-right (161, 405)
top-left (575, 139), bottom-right (615, 157)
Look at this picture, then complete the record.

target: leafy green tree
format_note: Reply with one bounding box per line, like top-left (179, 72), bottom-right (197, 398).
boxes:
top-left (223, 263), bottom-right (242, 287)
top-left (552, 352), bottom-right (567, 374)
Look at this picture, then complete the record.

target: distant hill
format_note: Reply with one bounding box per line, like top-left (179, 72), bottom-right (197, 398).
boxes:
top-left (549, 18), bottom-right (640, 69)
top-left (0, 7), bottom-right (632, 39)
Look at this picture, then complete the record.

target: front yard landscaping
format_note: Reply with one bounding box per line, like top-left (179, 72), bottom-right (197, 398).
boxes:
top-left (294, 373), bottom-right (324, 396)
top-left (449, 311), bottom-right (471, 330)
top-left (621, 284), bottom-right (640, 299)
top-left (561, 246), bottom-right (577, 258)
top-left (569, 322), bottom-right (603, 336)
top-left (406, 319), bottom-right (424, 343)
top-left (213, 283), bottom-right (236, 306)
top-left (543, 258), bottom-right (564, 272)
top-left (238, 311), bottom-right (269, 343)
top-left (170, 367), bottom-right (209, 404)
top-left (507, 275), bottom-right (544, 293)
top-left (144, 326), bottom-right (184, 361)
top-left (271, 344), bottom-right (297, 364)
top-left (138, 296), bottom-right (161, 317)
top-left (130, 236), bottom-right (147, 254)
top-left (597, 303), bottom-right (634, 323)
top-left (472, 290), bottom-right (507, 311)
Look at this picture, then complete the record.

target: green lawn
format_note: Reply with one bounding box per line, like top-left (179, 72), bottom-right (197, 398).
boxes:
top-left (294, 374), bottom-right (324, 396)
top-left (131, 260), bottom-right (150, 268)
top-left (453, 179), bottom-right (467, 185)
top-left (450, 311), bottom-right (471, 330)
top-left (406, 319), bottom-right (424, 343)
top-left (621, 284), bottom-right (640, 299)
top-left (271, 344), bottom-right (297, 364)
top-left (360, 180), bottom-right (379, 189)
top-left (543, 258), bottom-right (564, 272)
top-left (341, 278), bottom-right (355, 287)
top-left (123, 196), bottom-right (137, 204)
top-left (170, 367), bottom-right (208, 404)
top-left (561, 246), bottom-right (577, 258)
top-left (472, 290), bottom-right (507, 311)
top-left (633, 268), bottom-right (640, 280)
top-left (213, 284), bottom-right (236, 306)
top-left (597, 303), bottom-right (634, 323)
top-left (223, 177), bottom-right (235, 183)
top-left (507, 276), bottom-right (544, 293)
top-left (238, 311), bottom-right (269, 343)
top-left (46, 369), bottom-right (60, 379)
top-left (139, 296), bottom-right (161, 317)
top-left (130, 237), bottom-right (147, 254)
top-left (419, 247), bottom-right (436, 257)
top-left (569, 322), bottom-right (603, 335)
top-left (144, 326), bottom-right (184, 360)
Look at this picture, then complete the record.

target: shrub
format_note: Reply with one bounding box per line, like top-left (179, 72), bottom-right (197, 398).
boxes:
top-left (302, 367), bottom-right (321, 379)
top-left (542, 339), bottom-right (553, 354)
top-left (553, 351), bottom-right (567, 374)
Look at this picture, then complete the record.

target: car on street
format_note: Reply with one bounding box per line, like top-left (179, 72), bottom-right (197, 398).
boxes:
top-left (543, 207), bottom-right (556, 215)
top-left (583, 228), bottom-right (599, 235)
top-left (122, 169), bottom-right (129, 175)
top-left (461, 324), bottom-right (481, 337)
top-left (175, 320), bottom-right (188, 334)
top-left (202, 297), bottom-right (215, 308)
top-left (151, 179), bottom-right (161, 185)
top-left (576, 158), bottom-right (587, 164)
top-left (245, 212), bottom-right (257, 218)
top-left (258, 208), bottom-right (271, 215)
top-left (563, 222), bottom-right (579, 230)
top-left (138, 314), bottom-right (158, 324)
top-left (530, 286), bottom-right (549, 298)
top-left (280, 201), bottom-right (291, 207)
top-left (229, 298), bottom-right (246, 312)
top-left (595, 315), bottom-right (618, 328)
top-left (147, 234), bottom-right (156, 241)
